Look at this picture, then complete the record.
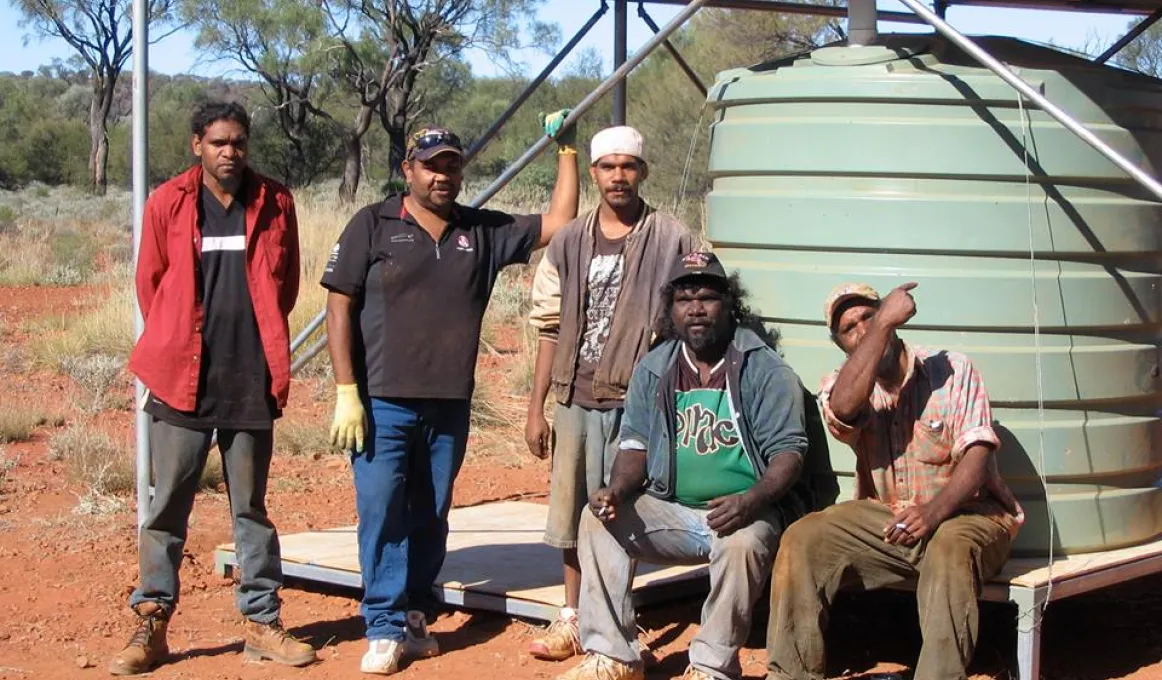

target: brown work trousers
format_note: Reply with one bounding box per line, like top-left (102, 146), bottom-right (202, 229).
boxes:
top-left (766, 500), bottom-right (1013, 680)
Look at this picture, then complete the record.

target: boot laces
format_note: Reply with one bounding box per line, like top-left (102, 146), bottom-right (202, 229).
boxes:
top-left (128, 610), bottom-right (163, 648)
top-left (261, 618), bottom-right (298, 643)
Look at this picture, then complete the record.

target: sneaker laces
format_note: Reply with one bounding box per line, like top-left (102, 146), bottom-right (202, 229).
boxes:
top-left (580, 653), bottom-right (631, 680)
top-left (544, 616), bottom-right (580, 645)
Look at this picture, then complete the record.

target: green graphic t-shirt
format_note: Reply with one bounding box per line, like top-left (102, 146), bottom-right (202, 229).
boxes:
top-left (673, 347), bottom-right (758, 507)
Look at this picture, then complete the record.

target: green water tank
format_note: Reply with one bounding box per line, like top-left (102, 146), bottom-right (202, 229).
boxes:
top-left (706, 34), bottom-right (1162, 556)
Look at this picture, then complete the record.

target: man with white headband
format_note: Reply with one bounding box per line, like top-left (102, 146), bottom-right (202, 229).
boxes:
top-left (526, 125), bottom-right (698, 663)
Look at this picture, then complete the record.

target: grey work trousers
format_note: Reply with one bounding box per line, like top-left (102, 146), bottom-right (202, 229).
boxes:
top-left (579, 493), bottom-right (784, 680)
top-left (129, 417), bottom-right (283, 623)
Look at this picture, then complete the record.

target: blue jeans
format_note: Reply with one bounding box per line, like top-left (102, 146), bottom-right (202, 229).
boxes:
top-left (353, 397), bottom-right (470, 641)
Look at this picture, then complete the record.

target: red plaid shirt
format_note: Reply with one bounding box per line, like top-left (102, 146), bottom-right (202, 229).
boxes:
top-left (820, 344), bottom-right (1023, 536)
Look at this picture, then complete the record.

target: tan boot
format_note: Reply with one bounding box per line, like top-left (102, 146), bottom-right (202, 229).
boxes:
top-left (108, 602), bottom-right (170, 676)
top-left (242, 618), bottom-right (317, 667)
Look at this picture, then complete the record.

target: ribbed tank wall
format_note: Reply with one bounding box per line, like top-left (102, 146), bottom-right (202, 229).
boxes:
top-left (705, 36), bottom-right (1162, 555)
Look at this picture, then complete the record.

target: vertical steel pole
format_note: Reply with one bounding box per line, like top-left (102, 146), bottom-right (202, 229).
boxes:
top-left (848, 0), bottom-right (878, 46)
top-left (465, 1), bottom-right (608, 162)
top-left (471, 0), bottom-right (707, 207)
top-left (132, 0), bottom-right (150, 529)
top-left (613, 0), bottom-right (628, 124)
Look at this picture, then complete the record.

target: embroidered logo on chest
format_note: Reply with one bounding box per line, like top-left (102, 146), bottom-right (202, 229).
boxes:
top-left (456, 234), bottom-right (474, 252)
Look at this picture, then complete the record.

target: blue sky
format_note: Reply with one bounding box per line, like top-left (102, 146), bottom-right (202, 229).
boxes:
top-left (0, 0), bottom-right (1142, 79)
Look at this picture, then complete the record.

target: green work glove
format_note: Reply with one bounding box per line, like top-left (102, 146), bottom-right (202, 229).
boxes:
top-left (540, 108), bottom-right (576, 148)
top-left (330, 384), bottom-right (366, 452)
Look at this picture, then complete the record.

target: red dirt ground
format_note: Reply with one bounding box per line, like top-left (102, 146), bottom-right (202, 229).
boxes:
top-left (2, 284), bottom-right (1161, 680)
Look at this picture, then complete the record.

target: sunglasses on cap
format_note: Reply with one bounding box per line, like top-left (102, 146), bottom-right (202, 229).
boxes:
top-left (407, 129), bottom-right (463, 158)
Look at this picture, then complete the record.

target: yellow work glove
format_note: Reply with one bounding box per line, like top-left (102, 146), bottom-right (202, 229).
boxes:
top-left (330, 384), bottom-right (366, 452)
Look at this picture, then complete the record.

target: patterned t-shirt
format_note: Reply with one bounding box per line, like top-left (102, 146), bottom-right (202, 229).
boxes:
top-left (571, 226), bottom-right (627, 409)
top-left (672, 345), bottom-right (758, 507)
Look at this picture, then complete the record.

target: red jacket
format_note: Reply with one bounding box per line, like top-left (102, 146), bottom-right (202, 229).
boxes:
top-left (128, 165), bottom-right (300, 412)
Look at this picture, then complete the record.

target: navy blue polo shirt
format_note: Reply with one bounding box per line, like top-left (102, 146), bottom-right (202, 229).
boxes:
top-left (321, 194), bottom-right (541, 400)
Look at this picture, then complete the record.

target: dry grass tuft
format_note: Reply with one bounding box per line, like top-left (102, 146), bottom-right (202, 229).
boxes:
top-left (28, 286), bottom-right (135, 371)
top-left (276, 420), bottom-right (336, 457)
top-left (50, 425), bottom-right (136, 500)
top-left (61, 353), bottom-right (131, 413)
top-left (49, 423), bottom-right (222, 514)
top-left (0, 406), bottom-right (61, 444)
top-left (0, 447), bottom-right (18, 494)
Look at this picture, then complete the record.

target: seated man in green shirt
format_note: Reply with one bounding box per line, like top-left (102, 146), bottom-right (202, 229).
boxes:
top-left (556, 252), bottom-right (815, 680)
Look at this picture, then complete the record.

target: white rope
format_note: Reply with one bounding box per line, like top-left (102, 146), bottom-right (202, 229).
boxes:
top-left (674, 106), bottom-right (706, 223)
top-left (1018, 89), bottom-right (1054, 612)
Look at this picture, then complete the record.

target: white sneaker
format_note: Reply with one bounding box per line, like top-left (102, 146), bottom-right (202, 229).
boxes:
top-left (361, 639), bottom-right (404, 675)
top-left (403, 610), bottom-right (439, 658)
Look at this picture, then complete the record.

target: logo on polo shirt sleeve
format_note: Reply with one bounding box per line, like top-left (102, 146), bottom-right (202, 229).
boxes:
top-left (324, 243), bottom-right (340, 273)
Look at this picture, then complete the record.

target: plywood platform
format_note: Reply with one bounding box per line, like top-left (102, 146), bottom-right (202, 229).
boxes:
top-left (979, 537), bottom-right (1162, 601)
top-left (214, 501), bottom-right (707, 622)
top-left (879, 535), bottom-right (1162, 680)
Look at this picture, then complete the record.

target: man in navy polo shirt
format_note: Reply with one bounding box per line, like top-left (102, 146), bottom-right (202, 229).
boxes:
top-left (321, 116), bottom-right (579, 675)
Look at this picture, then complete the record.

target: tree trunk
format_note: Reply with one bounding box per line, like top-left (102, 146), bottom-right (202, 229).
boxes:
top-left (338, 105), bottom-right (375, 203)
top-left (88, 73), bottom-right (115, 196)
top-left (338, 135), bottom-right (362, 203)
top-left (388, 123), bottom-right (406, 185)
top-left (384, 88), bottom-right (409, 185)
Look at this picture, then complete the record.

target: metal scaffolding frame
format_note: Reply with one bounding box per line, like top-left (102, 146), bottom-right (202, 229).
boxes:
top-left (130, 5), bottom-right (1162, 670)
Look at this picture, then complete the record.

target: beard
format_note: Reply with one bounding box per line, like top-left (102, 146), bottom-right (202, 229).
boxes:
top-left (679, 320), bottom-right (726, 353)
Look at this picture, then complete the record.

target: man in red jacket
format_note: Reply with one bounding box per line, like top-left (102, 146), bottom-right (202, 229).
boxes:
top-left (111, 100), bottom-right (314, 675)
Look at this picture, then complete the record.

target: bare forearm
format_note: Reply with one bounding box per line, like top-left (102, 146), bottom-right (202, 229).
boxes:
top-left (927, 445), bottom-right (991, 521)
top-left (538, 153), bottom-right (580, 246)
top-left (326, 293), bottom-right (357, 385)
top-left (608, 449), bottom-right (648, 501)
top-left (528, 338), bottom-right (556, 416)
top-left (744, 453), bottom-right (803, 507)
top-left (829, 322), bottom-right (894, 422)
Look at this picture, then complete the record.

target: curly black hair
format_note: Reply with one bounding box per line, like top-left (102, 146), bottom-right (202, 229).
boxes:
top-left (654, 272), bottom-right (780, 350)
top-left (190, 100), bottom-right (250, 138)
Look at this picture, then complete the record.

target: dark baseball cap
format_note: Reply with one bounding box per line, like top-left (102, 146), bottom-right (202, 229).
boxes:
top-left (669, 251), bottom-right (728, 286)
top-left (406, 127), bottom-right (464, 161)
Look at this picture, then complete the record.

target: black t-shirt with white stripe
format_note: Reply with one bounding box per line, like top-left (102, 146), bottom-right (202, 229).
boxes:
top-left (145, 182), bottom-right (280, 430)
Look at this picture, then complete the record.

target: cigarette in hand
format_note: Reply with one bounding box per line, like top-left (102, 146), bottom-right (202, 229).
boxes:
top-left (597, 506), bottom-right (611, 518)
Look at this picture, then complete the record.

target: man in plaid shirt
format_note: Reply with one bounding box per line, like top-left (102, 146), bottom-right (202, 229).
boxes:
top-left (765, 282), bottom-right (1024, 680)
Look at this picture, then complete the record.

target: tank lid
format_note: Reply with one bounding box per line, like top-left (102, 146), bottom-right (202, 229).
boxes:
top-left (809, 45), bottom-right (922, 66)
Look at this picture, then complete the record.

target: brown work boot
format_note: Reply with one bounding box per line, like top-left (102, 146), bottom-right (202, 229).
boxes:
top-left (242, 618), bottom-right (317, 667)
top-left (554, 652), bottom-right (644, 680)
top-left (108, 602), bottom-right (171, 676)
top-left (529, 608), bottom-right (581, 661)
